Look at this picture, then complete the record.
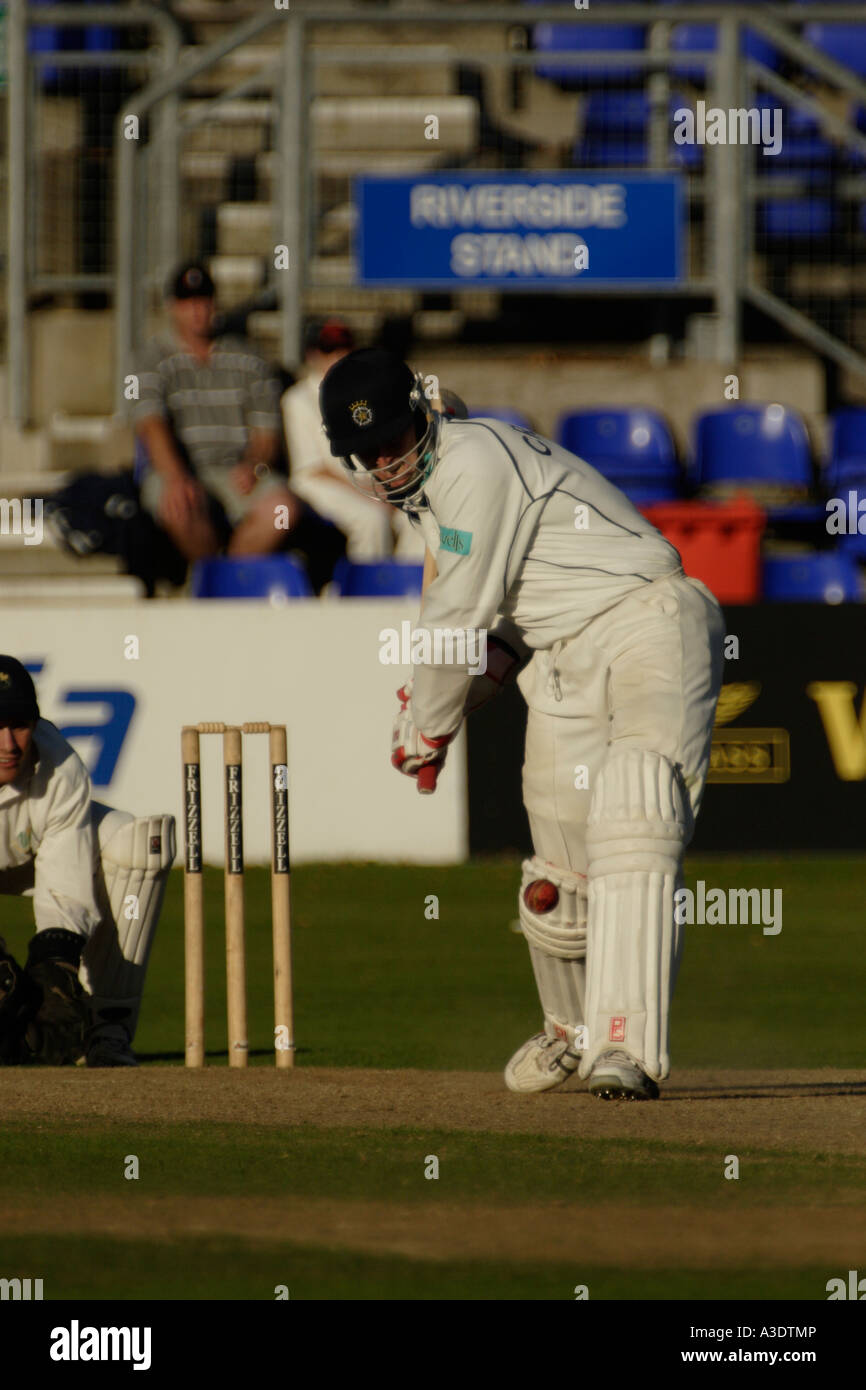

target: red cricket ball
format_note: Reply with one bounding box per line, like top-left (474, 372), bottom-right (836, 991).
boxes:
top-left (523, 879), bottom-right (559, 914)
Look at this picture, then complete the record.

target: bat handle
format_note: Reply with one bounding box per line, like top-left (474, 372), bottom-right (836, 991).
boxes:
top-left (417, 763), bottom-right (439, 794)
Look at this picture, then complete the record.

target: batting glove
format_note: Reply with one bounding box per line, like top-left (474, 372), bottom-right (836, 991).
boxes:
top-left (391, 684), bottom-right (452, 794)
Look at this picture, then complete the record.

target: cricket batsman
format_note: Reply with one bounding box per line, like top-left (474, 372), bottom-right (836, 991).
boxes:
top-left (320, 350), bottom-right (724, 1100)
top-left (0, 656), bottom-right (175, 1067)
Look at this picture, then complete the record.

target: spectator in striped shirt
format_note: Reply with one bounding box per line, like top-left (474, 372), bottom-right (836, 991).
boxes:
top-left (133, 262), bottom-right (302, 561)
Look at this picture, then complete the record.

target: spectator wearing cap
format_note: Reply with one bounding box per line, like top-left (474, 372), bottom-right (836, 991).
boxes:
top-left (281, 320), bottom-right (395, 561)
top-left (132, 262), bottom-right (301, 560)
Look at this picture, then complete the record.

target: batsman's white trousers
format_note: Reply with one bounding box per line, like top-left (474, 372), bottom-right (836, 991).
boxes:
top-left (518, 573), bottom-right (725, 873)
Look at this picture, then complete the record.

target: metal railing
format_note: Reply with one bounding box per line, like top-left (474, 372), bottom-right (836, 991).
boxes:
top-left (6, 3), bottom-right (866, 427)
top-left (5, 0), bottom-right (181, 426)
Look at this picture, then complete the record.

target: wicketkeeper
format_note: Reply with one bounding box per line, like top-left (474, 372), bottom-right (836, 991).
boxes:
top-left (320, 350), bottom-right (724, 1100)
top-left (0, 656), bottom-right (175, 1067)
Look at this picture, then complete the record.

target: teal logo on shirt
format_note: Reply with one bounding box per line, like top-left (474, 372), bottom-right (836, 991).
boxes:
top-left (439, 525), bottom-right (472, 556)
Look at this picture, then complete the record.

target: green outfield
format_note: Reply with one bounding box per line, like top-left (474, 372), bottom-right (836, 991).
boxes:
top-left (1, 855), bottom-right (864, 1300)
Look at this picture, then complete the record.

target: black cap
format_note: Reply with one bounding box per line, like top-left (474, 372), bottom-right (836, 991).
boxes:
top-left (319, 348), bottom-right (417, 457)
top-left (0, 657), bottom-right (40, 724)
top-left (166, 261), bottom-right (215, 301)
top-left (305, 318), bottom-right (356, 356)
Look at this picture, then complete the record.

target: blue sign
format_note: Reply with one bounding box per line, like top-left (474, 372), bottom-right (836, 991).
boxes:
top-left (356, 172), bottom-right (683, 288)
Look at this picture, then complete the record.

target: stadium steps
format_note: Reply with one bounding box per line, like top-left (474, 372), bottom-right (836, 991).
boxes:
top-left (184, 43), bottom-right (455, 100)
top-left (216, 202), bottom-right (354, 260)
top-left (181, 147), bottom-right (450, 200)
top-left (183, 100), bottom-right (275, 156)
top-left (0, 470), bottom-right (173, 600)
top-left (45, 413), bottom-right (133, 473)
top-left (246, 309), bottom-right (387, 352)
top-left (216, 204), bottom-right (272, 258)
top-left (209, 248), bottom-right (420, 316)
top-left (181, 94), bottom-right (477, 157)
top-left (0, 573), bottom-right (143, 602)
top-left (0, 516), bottom-right (128, 585)
top-left (314, 96), bottom-right (477, 154)
top-left (207, 254), bottom-right (267, 308)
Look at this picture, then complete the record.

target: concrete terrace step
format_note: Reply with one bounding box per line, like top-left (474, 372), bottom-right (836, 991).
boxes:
top-left (0, 470), bottom-right (71, 499)
top-left (0, 575), bottom-right (143, 602)
top-left (208, 255), bottom-right (267, 305)
top-left (246, 308), bottom-right (387, 348)
top-left (217, 203), bottom-right (273, 257)
top-left (181, 96), bottom-right (477, 157)
top-left (0, 533), bottom-right (123, 572)
top-left (301, 283), bottom-right (418, 319)
top-left (182, 100), bottom-right (276, 155)
top-left (313, 96), bottom-right (478, 153)
top-left (179, 148), bottom-right (449, 203)
top-left (185, 44), bottom-right (455, 99)
top-left (309, 45), bottom-right (455, 100)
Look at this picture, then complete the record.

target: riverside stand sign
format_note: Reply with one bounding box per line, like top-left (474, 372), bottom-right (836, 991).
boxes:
top-left (355, 171), bottom-right (683, 288)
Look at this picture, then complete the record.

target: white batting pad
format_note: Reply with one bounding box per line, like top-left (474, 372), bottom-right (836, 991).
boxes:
top-left (579, 749), bottom-right (688, 1081)
top-left (81, 812), bottom-right (176, 1041)
top-left (519, 856), bottom-right (587, 1047)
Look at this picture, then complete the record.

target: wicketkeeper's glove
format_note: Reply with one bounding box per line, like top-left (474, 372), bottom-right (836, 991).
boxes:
top-left (24, 929), bottom-right (90, 1065)
top-left (391, 684), bottom-right (453, 794)
top-left (0, 939), bottom-right (43, 1065)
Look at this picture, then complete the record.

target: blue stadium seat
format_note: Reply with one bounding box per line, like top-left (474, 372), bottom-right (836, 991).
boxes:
top-left (28, 0), bottom-right (117, 89)
top-left (469, 408), bottom-right (534, 430)
top-left (828, 409), bottom-right (866, 485)
top-left (692, 405), bottom-right (813, 491)
top-left (575, 90), bottom-right (703, 170)
top-left (757, 193), bottom-right (836, 241)
top-left (827, 461), bottom-right (866, 503)
top-left (525, 0), bottom-right (645, 85)
top-left (28, 0), bottom-right (70, 88)
top-left (839, 500), bottom-right (866, 558)
top-left (846, 104), bottom-right (866, 169)
top-left (752, 97), bottom-right (834, 169)
top-left (576, 90), bottom-right (649, 167)
top-left (762, 550), bottom-right (861, 603)
top-left (331, 559), bottom-right (424, 598)
top-left (84, 0), bottom-right (117, 54)
top-left (191, 555), bottom-right (313, 600)
top-left (803, 24), bottom-right (866, 79)
top-left (557, 407), bottom-right (681, 501)
top-left (669, 21), bottom-right (779, 81)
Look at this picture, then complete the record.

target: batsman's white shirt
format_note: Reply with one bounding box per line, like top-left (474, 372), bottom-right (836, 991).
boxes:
top-left (408, 417), bottom-right (684, 737)
top-left (0, 719), bottom-right (101, 937)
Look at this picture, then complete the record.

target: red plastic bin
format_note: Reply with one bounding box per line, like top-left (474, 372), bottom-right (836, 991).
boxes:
top-left (639, 498), bottom-right (766, 603)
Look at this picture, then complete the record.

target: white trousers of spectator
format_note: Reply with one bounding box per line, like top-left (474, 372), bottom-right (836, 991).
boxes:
top-left (292, 473), bottom-right (393, 561)
top-left (393, 509), bottom-right (427, 559)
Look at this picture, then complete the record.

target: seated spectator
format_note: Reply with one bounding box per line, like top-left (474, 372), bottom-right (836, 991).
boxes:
top-left (282, 320), bottom-right (396, 560)
top-left (132, 262), bottom-right (302, 560)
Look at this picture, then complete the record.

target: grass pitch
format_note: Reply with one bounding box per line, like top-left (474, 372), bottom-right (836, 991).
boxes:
top-left (1, 855), bottom-right (864, 1300)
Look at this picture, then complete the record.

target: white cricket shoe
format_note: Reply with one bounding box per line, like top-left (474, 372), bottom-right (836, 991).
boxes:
top-left (588, 1049), bottom-right (659, 1101)
top-left (504, 1031), bottom-right (582, 1094)
top-left (86, 1024), bottom-right (138, 1068)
